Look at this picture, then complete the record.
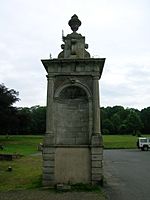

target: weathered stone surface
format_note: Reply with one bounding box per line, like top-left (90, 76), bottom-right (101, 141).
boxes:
top-left (92, 174), bottom-right (103, 181)
top-left (58, 15), bottom-right (90, 59)
top-left (42, 180), bottom-right (54, 186)
top-left (91, 154), bottom-right (103, 161)
top-left (43, 173), bottom-right (54, 180)
top-left (91, 147), bottom-right (103, 155)
top-left (56, 183), bottom-right (71, 191)
top-left (92, 167), bottom-right (103, 174)
top-left (91, 135), bottom-right (103, 145)
top-left (43, 148), bottom-right (55, 154)
top-left (55, 95), bottom-right (89, 145)
top-left (92, 160), bottom-right (102, 168)
top-left (43, 167), bottom-right (54, 174)
top-left (43, 160), bottom-right (55, 167)
top-left (41, 15), bottom-right (105, 187)
top-left (55, 148), bottom-right (91, 184)
top-left (43, 154), bottom-right (54, 161)
top-left (43, 135), bottom-right (55, 145)
top-left (42, 59), bottom-right (105, 75)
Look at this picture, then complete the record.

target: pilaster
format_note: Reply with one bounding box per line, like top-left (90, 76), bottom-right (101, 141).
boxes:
top-left (43, 75), bottom-right (55, 186)
top-left (44, 75), bottom-right (55, 145)
top-left (92, 76), bottom-right (101, 135)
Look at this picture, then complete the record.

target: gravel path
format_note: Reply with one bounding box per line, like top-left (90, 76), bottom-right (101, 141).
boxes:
top-left (0, 189), bottom-right (106, 200)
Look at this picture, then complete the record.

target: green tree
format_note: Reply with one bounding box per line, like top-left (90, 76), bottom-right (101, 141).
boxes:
top-left (30, 106), bottom-right (46, 134)
top-left (0, 83), bottom-right (19, 134)
top-left (17, 107), bottom-right (32, 134)
top-left (111, 113), bottom-right (121, 134)
top-left (102, 119), bottom-right (114, 134)
top-left (126, 111), bottom-right (143, 135)
top-left (119, 122), bottom-right (128, 134)
top-left (140, 107), bottom-right (150, 134)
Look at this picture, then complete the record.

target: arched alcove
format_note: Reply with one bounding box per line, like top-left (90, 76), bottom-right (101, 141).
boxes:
top-left (54, 85), bottom-right (90, 145)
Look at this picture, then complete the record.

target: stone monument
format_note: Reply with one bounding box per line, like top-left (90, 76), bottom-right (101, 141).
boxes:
top-left (41, 14), bottom-right (105, 187)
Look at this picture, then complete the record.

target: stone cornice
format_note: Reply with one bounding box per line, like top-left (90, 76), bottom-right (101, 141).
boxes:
top-left (41, 58), bottom-right (105, 79)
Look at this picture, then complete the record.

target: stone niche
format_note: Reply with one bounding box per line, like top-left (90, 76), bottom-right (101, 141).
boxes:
top-left (41, 15), bottom-right (105, 187)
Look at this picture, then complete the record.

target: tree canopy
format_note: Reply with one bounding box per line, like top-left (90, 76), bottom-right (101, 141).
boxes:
top-left (0, 83), bottom-right (149, 135)
top-left (101, 106), bottom-right (148, 135)
top-left (0, 83), bottom-right (19, 134)
top-left (0, 83), bottom-right (19, 108)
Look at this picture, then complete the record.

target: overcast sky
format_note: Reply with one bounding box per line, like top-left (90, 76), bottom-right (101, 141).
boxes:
top-left (0, 0), bottom-right (150, 110)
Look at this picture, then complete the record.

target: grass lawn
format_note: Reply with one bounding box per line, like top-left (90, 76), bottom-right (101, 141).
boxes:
top-left (103, 134), bottom-right (150, 149)
top-left (1, 134), bottom-right (150, 155)
top-left (0, 135), bottom-right (43, 155)
top-left (1, 134), bottom-right (149, 194)
top-left (1, 134), bottom-right (137, 194)
top-left (0, 155), bottom-right (42, 191)
top-left (0, 136), bottom-right (43, 191)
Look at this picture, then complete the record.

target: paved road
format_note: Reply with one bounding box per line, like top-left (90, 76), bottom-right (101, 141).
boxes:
top-left (0, 190), bottom-right (106, 200)
top-left (104, 149), bottom-right (150, 200)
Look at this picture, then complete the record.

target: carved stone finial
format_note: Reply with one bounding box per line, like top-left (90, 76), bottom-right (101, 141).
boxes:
top-left (68, 14), bottom-right (81, 32)
top-left (58, 15), bottom-right (90, 58)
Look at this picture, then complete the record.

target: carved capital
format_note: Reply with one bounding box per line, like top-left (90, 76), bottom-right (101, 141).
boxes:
top-left (46, 75), bottom-right (54, 80)
top-left (93, 76), bottom-right (99, 80)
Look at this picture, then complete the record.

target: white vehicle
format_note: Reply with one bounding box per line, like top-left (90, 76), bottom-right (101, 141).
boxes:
top-left (137, 137), bottom-right (150, 151)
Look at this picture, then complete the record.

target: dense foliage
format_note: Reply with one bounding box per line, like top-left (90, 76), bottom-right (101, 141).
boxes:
top-left (0, 84), bottom-right (19, 134)
top-left (0, 84), bottom-right (46, 134)
top-left (101, 106), bottom-right (150, 135)
top-left (0, 84), bottom-right (149, 135)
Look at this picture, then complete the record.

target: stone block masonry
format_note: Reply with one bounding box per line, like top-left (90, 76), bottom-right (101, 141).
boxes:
top-left (41, 14), bottom-right (105, 187)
